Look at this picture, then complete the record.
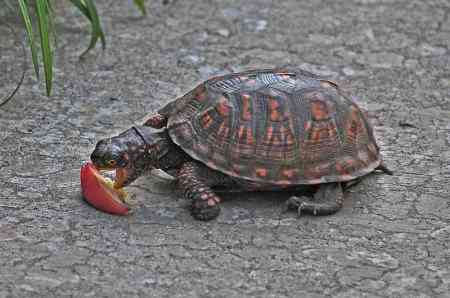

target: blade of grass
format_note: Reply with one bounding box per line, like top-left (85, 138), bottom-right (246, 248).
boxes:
top-left (18, 0), bottom-right (40, 78)
top-left (68, 0), bottom-right (91, 21)
top-left (35, 0), bottom-right (53, 96)
top-left (69, 0), bottom-right (106, 58)
top-left (84, 0), bottom-right (105, 49)
top-left (133, 0), bottom-right (146, 15)
top-left (46, 0), bottom-right (58, 48)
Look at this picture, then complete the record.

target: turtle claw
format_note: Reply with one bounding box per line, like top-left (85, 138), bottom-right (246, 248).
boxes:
top-left (298, 202), bottom-right (316, 217)
top-left (285, 196), bottom-right (323, 217)
top-left (285, 196), bottom-right (313, 217)
top-left (297, 204), bottom-right (303, 217)
top-left (191, 199), bottom-right (220, 221)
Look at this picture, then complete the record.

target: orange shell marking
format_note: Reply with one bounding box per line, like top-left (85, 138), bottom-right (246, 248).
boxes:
top-left (237, 125), bottom-right (254, 145)
top-left (241, 94), bottom-right (252, 121)
top-left (195, 86), bottom-right (207, 102)
top-left (256, 168), bottom-right (268, 177)
top-left (201, 112), bottom-right (213, 129)
top-left (269, 98), bottom-right (282, 121)
top-left (217, 122), bottom-right (229, 138)
top-left (311, 100), bottom-right (330, 121)
top-left (282, 169), bottom-right (298, 179)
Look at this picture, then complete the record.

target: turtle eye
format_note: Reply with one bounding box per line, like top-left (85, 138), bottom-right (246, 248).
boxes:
top-left (108, 160), bottom-right (117, 167)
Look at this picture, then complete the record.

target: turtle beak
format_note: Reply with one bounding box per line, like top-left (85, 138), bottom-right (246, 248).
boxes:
top-left (114, 168), bottom-right (129, 189)
top-left (91, 162), bottom-right (131, 190)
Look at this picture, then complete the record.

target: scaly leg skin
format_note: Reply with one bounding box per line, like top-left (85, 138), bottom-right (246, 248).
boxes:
top-left (176, 161), bottom-right (231, 221)
top-left (143, 113), bottom-right (167, 129)
top-left (285, 183), bottom-right (344, 216)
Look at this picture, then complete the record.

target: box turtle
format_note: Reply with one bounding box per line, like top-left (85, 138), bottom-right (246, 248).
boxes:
top-left (90, 68), bottom-right (392, 220)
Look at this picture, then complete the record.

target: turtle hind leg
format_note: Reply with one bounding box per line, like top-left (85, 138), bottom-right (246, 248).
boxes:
top-left (143, 113), bottom-right (168, 128)
top-left (285, 183), bottom-right (344, 216)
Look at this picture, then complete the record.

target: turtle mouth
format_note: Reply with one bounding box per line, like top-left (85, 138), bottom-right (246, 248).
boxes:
top-left (114, 168), bottom-right (128, 189)
top-left (94, 166), bottom-right (129, 190)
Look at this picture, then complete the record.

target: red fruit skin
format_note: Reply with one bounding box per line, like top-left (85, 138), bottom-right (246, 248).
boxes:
top-left (80, 162), bottom-right (130, 215)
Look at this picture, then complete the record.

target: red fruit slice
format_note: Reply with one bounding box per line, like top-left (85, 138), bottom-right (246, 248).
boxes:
top-left (80, 162), bottom-right (130, 215)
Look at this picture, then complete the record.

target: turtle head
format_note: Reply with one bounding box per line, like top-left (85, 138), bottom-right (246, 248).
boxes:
top-left (90, 126), bottom-right (168, 188)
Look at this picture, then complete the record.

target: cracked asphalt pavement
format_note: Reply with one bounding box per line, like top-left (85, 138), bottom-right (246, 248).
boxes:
top-left (0, 0), bottom-right (449, 297)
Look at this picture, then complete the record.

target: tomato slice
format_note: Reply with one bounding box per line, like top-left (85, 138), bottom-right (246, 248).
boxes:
top-left (80, 162), bottom-right (130, 215)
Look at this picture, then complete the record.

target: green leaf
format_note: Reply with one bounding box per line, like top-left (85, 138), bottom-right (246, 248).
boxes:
top-left (45, 0), bottom-right (58, 48)
top-left (84, 0), bottom-right (105, 49)
top-left (68, 0), bottom-right (91, 21)
top-left (133, 0), bottom-right (146, 15)
top-left (69, 0), bottom-right (106, 58)
top-left (35, 0), bottom-right (53, 96)
top-left (18, 0), bottom-right (40, 79)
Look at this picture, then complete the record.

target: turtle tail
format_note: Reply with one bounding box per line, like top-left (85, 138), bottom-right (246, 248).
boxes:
top-left (376, 162), bottom-right (394, 175)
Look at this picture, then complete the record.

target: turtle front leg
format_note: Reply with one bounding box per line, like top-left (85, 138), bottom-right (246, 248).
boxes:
top-left (143, 113), bottom-right (167, 128)
top-left (285, 183), bottom-right (344, 216)
top-left (176, 161), bottom-right (225, 221)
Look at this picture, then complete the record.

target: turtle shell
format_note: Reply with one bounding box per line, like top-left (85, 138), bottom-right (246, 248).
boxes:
top-left (165, 68), bottom-right (382, 185)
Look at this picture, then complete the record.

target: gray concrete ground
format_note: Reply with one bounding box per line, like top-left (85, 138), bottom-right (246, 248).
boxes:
top-left (0, 0), bottom-right (449, 297)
